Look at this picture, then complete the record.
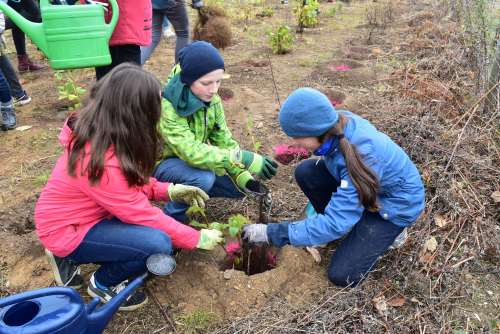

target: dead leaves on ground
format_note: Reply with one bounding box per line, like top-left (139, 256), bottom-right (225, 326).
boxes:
top-left (423, 236), bottom-right (438, 252)
top-left (491, 191), bottom-right (500, 203)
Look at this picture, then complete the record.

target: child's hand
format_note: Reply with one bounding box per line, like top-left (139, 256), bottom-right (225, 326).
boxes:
top-left (167, 184), bottom-right (209, 208)
top-left (230, 149), bottom-right (279, 181)
top-left (196, 229), bottom-right (225, 250)
top-left (241, 224), bottom-right (269, 247)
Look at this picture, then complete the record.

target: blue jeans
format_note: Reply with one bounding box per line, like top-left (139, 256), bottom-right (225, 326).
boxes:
top-left (140, 5), bottom-right (190, 65)
top-left (0, 59), bottom-right (11, 104)
top-left (153, 158), bottom-right (245, 221)
top-left (295, 159), bottom-right (405, 287)
top-left (67, 217), bottom-right (172, 287)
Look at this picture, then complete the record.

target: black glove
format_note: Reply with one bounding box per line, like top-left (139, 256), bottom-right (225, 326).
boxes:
top-left (245, 180), bottom-right (273, 211)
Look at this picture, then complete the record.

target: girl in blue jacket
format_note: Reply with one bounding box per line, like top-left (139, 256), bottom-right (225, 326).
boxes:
top-left (242, 88), bottom-right (425, 287)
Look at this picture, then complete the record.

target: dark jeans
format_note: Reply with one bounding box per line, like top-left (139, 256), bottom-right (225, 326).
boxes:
top-left (0, 55), bottom-right (23, 97)
top-left (0, 57), bottom-right (11, 103)
top-left (5, 0), bottom-right (42, 56)
top-left (295, 159), bottom-right (405, 287)
top-left (95, 44), bottom-right (141, 81)
top-left (67, 217), bottom-right (172, 287)
top-left (140, 5), bottom-right (190, 65)
top-left (153, 158), bottom-right (245, 222)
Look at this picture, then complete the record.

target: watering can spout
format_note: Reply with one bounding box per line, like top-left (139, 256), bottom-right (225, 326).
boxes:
top-left (0, 3), bottom-right (48, 55)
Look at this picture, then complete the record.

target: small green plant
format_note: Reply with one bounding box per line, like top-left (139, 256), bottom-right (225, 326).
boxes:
top-left (265, 23), bottom-right (294, 55)
top-left (260, 7), bottom-right (274, 17)
top-left (54, 70), bottom-right (86, 110)
top-left (173, 305), bottom-right (218, 332)
top-left (293, 0), bottom-right (319, 32)
top-left (32, 172), bottom-right (51, 186)
top-left (188, 208), bottom-right (248, 270)
top-left (246, 117), bottom-right (261, 153)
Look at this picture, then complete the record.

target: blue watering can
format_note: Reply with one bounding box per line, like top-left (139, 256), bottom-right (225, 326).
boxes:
top-left (0, 253), bottom-right (176, 334)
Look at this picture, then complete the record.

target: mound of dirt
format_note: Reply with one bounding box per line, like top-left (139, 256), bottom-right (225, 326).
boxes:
top-left (153, 242), bottom-right (328, 321)
top-left (193, 6), bottom-right (232, 50)
top-left (317, 88), bottom-right (363, 113)
top-left (335, 47), bottom-right (380, 60)
top-left (311, 59), bottom-right (376, 86)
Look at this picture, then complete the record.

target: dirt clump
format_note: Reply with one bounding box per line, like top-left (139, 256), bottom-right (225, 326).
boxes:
top-left (193, 6), bottom-right (232, 50)
top-left (311, 59), bottom-right (376, 86)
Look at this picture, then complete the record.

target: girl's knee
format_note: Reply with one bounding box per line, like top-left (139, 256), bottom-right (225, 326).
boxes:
top-left (191, 171), bottom-right (216, 192)
top-left (295, 159), bottom-right (315, 186)
top-left (146, 231), bottom-right (172, 255)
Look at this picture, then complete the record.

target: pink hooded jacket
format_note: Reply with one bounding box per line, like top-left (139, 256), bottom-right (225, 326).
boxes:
top-left (35, 115), bottom-right (200, 258)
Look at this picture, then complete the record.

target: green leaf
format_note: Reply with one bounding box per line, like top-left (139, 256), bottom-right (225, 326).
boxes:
top-left (68, 107), bottom-right (74, 110)
top-left (254, 141), bottom-right (261, 152)
top-left (234, 257), bottom-right (241, 265)
top-left (228, 217), bottom-right (237, 227)
top-left (186, 206), bottom-right (205, 215)
top-left (210, 222), bottom-right (228, 232)
top-left (57, 86), bottom-right (65, 92)
top-left (75, 102), bottom-right (83, 109)
top-left (76, 87), bottom-right (86, 95)
top-left (189, 220), bottom-right (208, 228)
top-left (248, 117), bottom-right (253, 130)
top-left (68, 94), bottom-right (78, 101)
top-left (66, 82), bottom-right (74, 92)
top-left (234, 214), bottom-right (247, 227)
top-left (229, 226), bottom-right (239, 237)
top-left (58, 95), bottom-right (67, 100)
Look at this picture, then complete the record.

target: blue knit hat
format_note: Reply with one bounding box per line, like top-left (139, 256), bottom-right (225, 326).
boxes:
top-left (178, 41), bottom-right (225, 86)
top-left (279, 88), bottom-right (338, 137)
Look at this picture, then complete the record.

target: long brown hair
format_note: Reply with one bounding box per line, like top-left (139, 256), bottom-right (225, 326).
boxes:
top-left (66, 63), bottom-right (162, 188)
top-left (317, 113), bottom-right (381, 212)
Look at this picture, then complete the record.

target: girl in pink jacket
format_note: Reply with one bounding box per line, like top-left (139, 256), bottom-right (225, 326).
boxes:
top-left (35, 63), bottom-right (224, 311)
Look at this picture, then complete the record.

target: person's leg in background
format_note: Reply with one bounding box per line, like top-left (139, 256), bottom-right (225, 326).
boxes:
top-left (0, 54), bottom-right (31, 105)
top-left (0, 60), bottom-right (17, 130)
top-left (95, 44), bottom-right (141, 81)
top-left (163, 5), bottom-right (190, 64)
top-left (153, 158), bottom-right (217, 222)
top-left (140, 10), bottom-right (164, 66)
top-left (67, 217), bottom-right (173, 310)
top-left (327, 211), bottom-right (405, 287)
top-left (163, 16), bottom-right (175, 38)
top-left (4, 0), bottom-right (47, 72)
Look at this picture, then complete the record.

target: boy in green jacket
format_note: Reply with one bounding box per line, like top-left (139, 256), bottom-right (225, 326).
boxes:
top-left (155, 41), bottom-right (278, 221)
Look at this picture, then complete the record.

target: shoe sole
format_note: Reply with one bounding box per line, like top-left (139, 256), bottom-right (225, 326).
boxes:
top-left (13, 97), bottom-right (31, 106)
top-left (87, 286), bottom-right (149, 311)
top-left (18, 67), bottom-right (47, 74)
top-left (45, 249), bottom-right (83, 290)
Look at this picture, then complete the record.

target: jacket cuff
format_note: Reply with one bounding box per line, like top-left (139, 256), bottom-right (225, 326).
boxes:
top-left (267, 222), bottom-right (290, 248)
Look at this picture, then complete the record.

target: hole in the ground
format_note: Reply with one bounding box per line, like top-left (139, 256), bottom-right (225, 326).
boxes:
top-left (318, 89), bottom-right (347, 108)
top-left (274, 144), bottom-right (310, 165)
top-left (221, 242), bottom-right (277, 275)
top-left (218, 87), bottom-right (234, 101)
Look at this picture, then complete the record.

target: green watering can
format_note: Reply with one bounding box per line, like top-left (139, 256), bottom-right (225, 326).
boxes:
top-left (0, 0), bottom-right (119, 70)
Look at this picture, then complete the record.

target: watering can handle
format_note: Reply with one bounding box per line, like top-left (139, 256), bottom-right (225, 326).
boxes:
top-left (105, 0), bottom-right (119, 41)
top-left (0, 287), bottom-right (83, 309)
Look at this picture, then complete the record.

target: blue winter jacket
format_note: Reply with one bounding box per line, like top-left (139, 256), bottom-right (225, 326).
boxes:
top-left (267, 111), bottom-right (425, 247)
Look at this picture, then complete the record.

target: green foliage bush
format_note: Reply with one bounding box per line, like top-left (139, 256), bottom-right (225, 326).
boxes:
top-left (265, 23), bottom-right (294, 55)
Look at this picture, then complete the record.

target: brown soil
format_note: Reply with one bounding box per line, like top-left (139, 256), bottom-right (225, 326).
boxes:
top-left (335, 46), bottom-right (381, 60)
top-left (311, 59), bottom-right (377, 86)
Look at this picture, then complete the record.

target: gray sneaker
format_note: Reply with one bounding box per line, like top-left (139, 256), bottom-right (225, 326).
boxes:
top-left (88, 272), bottom-right (148, 311)
top-left (12, 91), bottom-right (31, 106)
top-left (389, 228), bottom-right (408, 250)
top-left (1, 105), bottom-right (17, 130)
top-left (45, 248), bottom-right (84, 289)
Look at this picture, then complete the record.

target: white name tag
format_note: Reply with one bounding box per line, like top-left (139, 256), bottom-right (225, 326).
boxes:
top-left (341, 180), bottom-right (348, 188)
